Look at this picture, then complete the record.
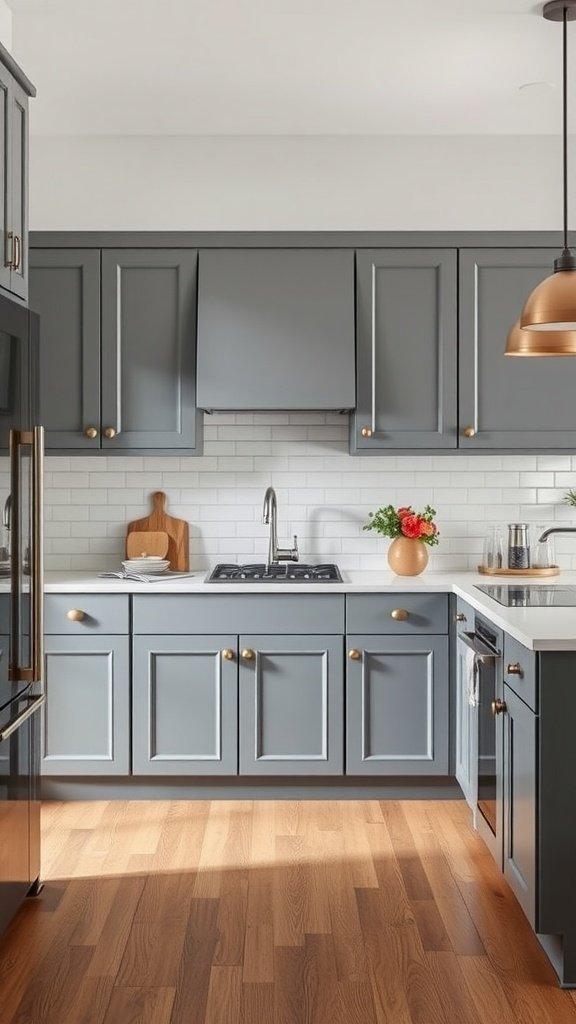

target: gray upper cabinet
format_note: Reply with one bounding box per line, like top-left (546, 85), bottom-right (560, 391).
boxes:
top-left (346, 634), bottom-right (449, 775)
top-left (459, 248), bottom-right (576, 449)
top-left (0, 47), bottom-right (34, 302)
top-left (352, 249), bottom-right (458, 452)
top-left (101, 250), bottom-right (199, 449)
top-left (239, 634), bottom-right (344, 775)
top-left (30, 248), bottom-right (201, 452)
top-left (29, 249), bottom-right (101, 449)
top-left (196, 249), bottom-right (355, 411)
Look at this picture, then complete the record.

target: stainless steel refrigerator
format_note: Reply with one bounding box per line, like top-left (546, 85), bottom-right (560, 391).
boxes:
top-left (0, 292), bottom-right (43, 934)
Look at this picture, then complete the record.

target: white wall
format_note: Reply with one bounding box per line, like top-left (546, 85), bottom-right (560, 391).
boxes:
top-left (26, 132), bottom-right (576, 572)
top-left (30, 134), bottom-right (569, 231)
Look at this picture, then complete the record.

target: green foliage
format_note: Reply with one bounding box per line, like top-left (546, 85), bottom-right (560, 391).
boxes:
top-left (564, 488), bottom-right (576, 507)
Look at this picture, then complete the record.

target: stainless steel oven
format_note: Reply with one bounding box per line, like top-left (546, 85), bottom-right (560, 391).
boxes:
top-left (457, 613), bottom-right (503, 864)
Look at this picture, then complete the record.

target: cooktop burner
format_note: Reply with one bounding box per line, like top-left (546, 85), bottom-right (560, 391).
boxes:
top-left (475, 583), bottom-right (576, 607)
top-left (205, 562), bottom-right (343, 583)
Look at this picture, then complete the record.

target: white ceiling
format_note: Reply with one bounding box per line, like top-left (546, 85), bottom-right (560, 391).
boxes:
top-left (7, 0), bottom-right (574, 136)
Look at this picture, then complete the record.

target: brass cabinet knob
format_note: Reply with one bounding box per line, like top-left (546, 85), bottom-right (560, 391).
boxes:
top-left (455, 612), bottom-right (467, 622)
top-left (84, 426), bottom-right (98, 439)
top-left (391, 608), bottom-right (409, 621)
top-left (348, 649), bottom-right (361, 660)
top-left (506, 662), bottom-right (522, 676)
top-left (222, 649), bottom-right (234, 660)
top-left (67, 609), bottom-right (86, 622)
top-left (103, 427), bottom-right (117, 439)
top-left (463, 426), bottom-right (476, 438)
top-left (361, 426), bottom-right (373, 438)
top-left (241, 649), bottom-right (255, 660)
top-left (491, 698), bottom-right (507, 716)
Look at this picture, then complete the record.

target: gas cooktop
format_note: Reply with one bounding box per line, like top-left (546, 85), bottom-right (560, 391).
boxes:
top-left (475, 583), bottom-right (576, 607)
top-left (205, 562), bottom-right (343, 583)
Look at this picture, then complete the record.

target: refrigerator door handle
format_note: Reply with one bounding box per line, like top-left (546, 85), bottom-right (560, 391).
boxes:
top-left (0, 694), bottom-right (44, 742)
top-left (8, 426), bottom-right (44, 683)
top-left (32, 426), bottom-right (44, 682)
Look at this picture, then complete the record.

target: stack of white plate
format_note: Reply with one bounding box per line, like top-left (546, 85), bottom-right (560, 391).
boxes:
top-left (122, 556), bottom-right (170, 575)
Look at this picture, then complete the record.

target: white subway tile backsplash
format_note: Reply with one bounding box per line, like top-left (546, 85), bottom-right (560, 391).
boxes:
top-left (36, 414), bottom-right (576, 571)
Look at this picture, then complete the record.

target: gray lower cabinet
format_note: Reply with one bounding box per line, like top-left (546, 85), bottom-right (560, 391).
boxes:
top-left (502, 681), bottom-right (537, 928)
top-left (352, 248), bottom-right (458, 452)
top-left (41, 634), bottom-right (129, 775)
top-left (459, 248), bottom-right (576, 449)
top-left (30, 248), bottom-right (201, 452)
top-left (346, 634), bottom-right (449, 775)
top-left (132, 634), bottom-right (238, 775)
top-left (239, 634), bottom-right (344, 776)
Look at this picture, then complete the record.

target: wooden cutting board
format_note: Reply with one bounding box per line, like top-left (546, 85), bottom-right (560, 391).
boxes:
top-left (126, 531), bottom-right (169, 559)
top-left (126, 492), bottom-right (189, 571)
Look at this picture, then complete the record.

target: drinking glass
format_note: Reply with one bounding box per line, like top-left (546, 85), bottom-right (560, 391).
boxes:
top-left (482, 525), bottom-right (504, 570)
top-left (530, 524), bottom-right (556, 569)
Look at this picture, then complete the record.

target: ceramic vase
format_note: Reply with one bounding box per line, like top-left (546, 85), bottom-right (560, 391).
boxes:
top-left (387, 536), bottom-right (429, 576)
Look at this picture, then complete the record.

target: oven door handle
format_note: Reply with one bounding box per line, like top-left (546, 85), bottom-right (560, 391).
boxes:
top-left (458, 631), bottom-right (499, 663)
top-left (0, 694), bottom-right (45, 742)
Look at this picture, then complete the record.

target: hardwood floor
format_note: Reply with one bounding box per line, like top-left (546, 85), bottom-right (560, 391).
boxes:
top-left (1, 799), bottom-right (576, 1023)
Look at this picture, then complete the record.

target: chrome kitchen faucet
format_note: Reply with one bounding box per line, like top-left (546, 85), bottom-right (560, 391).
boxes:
top-left (262, 486), bottom-right (299, 567)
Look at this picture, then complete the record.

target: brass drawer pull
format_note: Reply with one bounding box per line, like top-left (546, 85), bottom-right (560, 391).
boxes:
top-left (348, 649), bottom-right (361, 660)
top-left (103, 427), bottom-right (117, 439)
top-left (506, 662), bottom-right (522, 676)
top-left (491, 698), bottom-right (507, 716)
top-left (242, 649), bottom-right (255, 660)
top-left (391, 608), bottom-right (409, 621)
top-left (463, 426), bottom-right (476, 438)
top-left (84, 426), bottom-right (98, 439)
top-left (455, 612), bottom-right (466, 622)
top-left (361, 426), bottom-right (373, 438)
top-left (222, 649), bottom-right (234, 660)
top-left (67, 609), bottom-right (86, 622)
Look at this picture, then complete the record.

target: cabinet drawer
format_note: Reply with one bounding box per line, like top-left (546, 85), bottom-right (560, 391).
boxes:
top-left (504, 635), bottom-right (537, 712)
top-left (44, 595), bottom-right (129, 635)
top-left (502, 638), bottom-right (532, 712)
top-left (346, 594), bottom-right (448, 634)
top-left (133, 594), bottom-right (345, 635)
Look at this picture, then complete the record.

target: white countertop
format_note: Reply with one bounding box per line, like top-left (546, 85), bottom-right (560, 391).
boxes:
top-left (43, 569), bottom-right (576, 652)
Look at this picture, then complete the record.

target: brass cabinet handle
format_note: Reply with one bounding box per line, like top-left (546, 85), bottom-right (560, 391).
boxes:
top-left (491, 698), bottom-right (507, 716)
top-left (67, 609), bottom-right (86, 622)
top-left (241, 648), bottom-right (255, 660)
top-left (455, 612), bottom-right (467, 622)
top-left (506, 662), bottom-right (522, 676)
top-left (391, 608), bottom-right (409, 621)
top-left (103, 427), bottom-right (117, 439)
top-left (13, 234), bottom-right (21, 271)
top-left (348, 649), bottom-right (361, 660)
top-left (463, 426), bottom-right (476, 438)
top-left (84, 426), bottom-right (98, 439)
top-left (361, 426), bottom-right (373, 438)
top-left (4, 230), bottom-right (14, 268)
top-left (222, 649), bottom-right (234, 660)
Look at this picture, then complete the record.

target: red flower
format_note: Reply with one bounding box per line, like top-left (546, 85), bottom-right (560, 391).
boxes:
top-left (397, 506), bottom-right (412, 519)
top-left (400, 514), bottom-right (422, 538)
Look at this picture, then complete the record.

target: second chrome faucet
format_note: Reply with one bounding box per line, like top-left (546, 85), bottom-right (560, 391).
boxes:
top-left (262, 487), bottom-right (299, 567)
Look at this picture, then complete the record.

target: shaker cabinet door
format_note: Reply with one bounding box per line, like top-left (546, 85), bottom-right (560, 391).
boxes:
top-left (459, 248), bottom-right (576, 449)
top-left (29, 249), bottom-right (101, 449)
top-left (502, 683), bottom-right (537, 928)
top-left (101, 249), bottom-right (200, 450)
top-left (346, 634), bottom-right (449, 775)
top-left (352, 248), bottom-right (458, 452)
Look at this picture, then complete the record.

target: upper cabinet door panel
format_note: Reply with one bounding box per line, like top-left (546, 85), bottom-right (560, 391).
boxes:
top-left (0, 68), bottom-right (9, 295)
top-left (353, 249), bottom-right (458, 451)
top-left (459, 248), bottom-right (576, 449)
top-left (101, 249), bottom-right (199, 450)
top-left (196, 249), bottom-right (356, 411)
top-left (8, 80), bottom-right (28, 301)
top-left (29, 249), bottom-right (101, 449)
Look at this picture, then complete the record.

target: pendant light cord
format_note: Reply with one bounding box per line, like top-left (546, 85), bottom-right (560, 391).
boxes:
top-left (563, 6), bottom-right (569, 253)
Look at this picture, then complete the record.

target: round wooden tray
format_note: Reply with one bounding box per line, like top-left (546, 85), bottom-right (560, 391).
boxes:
top-left (477, 565), bottom-right (560, 577)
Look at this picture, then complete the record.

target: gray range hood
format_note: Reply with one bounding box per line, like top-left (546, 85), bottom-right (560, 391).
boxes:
top-left (196, 249), bottom-right (356, 411)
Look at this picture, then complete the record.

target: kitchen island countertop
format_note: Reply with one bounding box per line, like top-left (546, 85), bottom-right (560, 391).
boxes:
top-left (42, 569), bottom-right (576, 652)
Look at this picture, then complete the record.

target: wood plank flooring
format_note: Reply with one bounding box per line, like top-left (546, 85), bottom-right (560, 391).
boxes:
top-left (1, 799), bottom-right (576, 1023)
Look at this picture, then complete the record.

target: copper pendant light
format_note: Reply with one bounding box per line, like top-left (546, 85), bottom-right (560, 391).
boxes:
top-left (505, 318), bottom-right (576, 355)
top-left (519, 0), bottom-right (576, 341)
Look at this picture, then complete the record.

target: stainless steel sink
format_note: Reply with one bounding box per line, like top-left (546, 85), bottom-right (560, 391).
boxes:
top-left (205, 562), bottom-right (342, 583)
